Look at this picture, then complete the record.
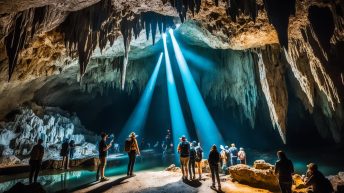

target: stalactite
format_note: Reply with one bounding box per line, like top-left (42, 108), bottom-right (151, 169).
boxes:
top-left (226, 0), bottom-right (257, 22)
top-left (60, 0), bottom-right (113, 77)
top-left (168, 0), bottom-right (201, 22)
top-left (4, 6), bottom-right (48, 81)
top-left (263, 0), bottom-right (296, 50)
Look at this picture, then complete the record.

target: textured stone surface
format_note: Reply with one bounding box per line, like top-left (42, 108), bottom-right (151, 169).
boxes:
top-left (0, 0), bottom-right (343, 144)
top-left (228, 160), bottom-right (279, 191)
top-left (0, 105), bottom-right (98, 167)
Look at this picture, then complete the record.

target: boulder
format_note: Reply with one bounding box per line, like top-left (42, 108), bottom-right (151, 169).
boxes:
top-left (328, 172), bottom-right (344, 192)
top-left (165, 164), bottom-right (181, 173)
top-left (253, 160), bottom-right (274, 170)
top-left (229, 160), bottom-right (279, 191)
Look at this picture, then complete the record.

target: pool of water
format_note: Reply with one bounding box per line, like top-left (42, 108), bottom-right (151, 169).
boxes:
top-left (0, 148), bottom-right (343, 192)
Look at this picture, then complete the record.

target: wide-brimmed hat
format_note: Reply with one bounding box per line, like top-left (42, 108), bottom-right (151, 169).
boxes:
top-left (129, 132), bottom-right (138, 138)
top-left (179, 135), bottom-right (186, 141)
top-left (307, 163), bottom-right (318, 170)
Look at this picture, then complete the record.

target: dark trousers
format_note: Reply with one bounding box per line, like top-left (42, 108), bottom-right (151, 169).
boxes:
top-left (29, 160), bottom-right (41, 184)
top-left (279, 182), bottom-right (292, 193)
top-left (188, 159), bottom-right (195, 178)
top-left (127, 150), bottom-right (136, 175)
top-left (231, 157), bottom-right (237, 166)
top-left (210, 164), bottom-right (220, 186)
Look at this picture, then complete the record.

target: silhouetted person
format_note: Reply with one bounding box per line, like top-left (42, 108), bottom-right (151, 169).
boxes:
top-left (304, 163), bottom-right (334, 193)
top-left (162, 141), bottom-right (168, 160)
top-left (238, 147), bottom-right (247, 164)
top-left (98, 132), bottom-right (113, 181)
top-left (208, 144), bottom-right (221, 190)
top-left (229, 143), bottom-right (238, 166)
top-left (69, 140), bottom-right (76, 160)
top-left (177, 135), bottom-right (190, 180)
top-left (274, 150), bottom-right (294, 193)
top-left (189, 141), bottom-right (197, 180)
top-left (60, 139), bottom-right (70, 170)
top-left (127, 132), bottom-right (140, 176)
top-left (29, 139), bottom-right (44, 184)
top-left (195, 142), bottom-right (203, 180)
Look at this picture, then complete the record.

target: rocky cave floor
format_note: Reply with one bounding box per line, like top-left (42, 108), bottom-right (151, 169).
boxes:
top-left (73, 171), bottom-right (272, 193)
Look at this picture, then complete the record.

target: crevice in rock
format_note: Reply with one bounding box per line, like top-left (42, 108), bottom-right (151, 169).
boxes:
top-left (308, 5), bottom-right (335, 54)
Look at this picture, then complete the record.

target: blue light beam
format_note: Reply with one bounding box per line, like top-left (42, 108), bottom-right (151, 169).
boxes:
top-left (169, 30), bottom-right (224, 152)
top-left (162, 33), bottom-right (190, 160)
top-left (119, 52), bottom-right (163, 140)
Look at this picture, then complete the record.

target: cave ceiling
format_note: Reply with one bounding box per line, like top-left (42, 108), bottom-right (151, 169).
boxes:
top-left (0, 0), bottom-right (344, 144)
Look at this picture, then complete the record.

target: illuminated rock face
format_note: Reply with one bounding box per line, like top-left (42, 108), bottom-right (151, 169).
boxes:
top-left (0, 0), bottom-right (343, 144)
top-left (0, 106), bottom-right (97, 167)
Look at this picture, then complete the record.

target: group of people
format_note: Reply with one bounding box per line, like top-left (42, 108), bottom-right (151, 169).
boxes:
top-left (219, 143), bottom-right (246, 173)
top-left (60, 139), bottom-right (76, 170)
top-left (27, 134), bottom-right (335, 193)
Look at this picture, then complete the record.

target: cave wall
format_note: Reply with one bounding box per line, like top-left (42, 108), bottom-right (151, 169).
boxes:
top-left (0, 0), bottom-right (343, 146)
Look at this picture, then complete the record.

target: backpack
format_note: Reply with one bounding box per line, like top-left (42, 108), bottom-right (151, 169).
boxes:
top-left (238, 151), bottom-right (246, 160)
top-left (190, 148), bottom-right (196, 160)
top-left (230, 147), bottom-right (238, 157)
top-left (179, 142), bottom-right (189, 157)
top-left (195, 147), bottom-right (203, 162)
top-left (124, 138), bottom-right (133, 152)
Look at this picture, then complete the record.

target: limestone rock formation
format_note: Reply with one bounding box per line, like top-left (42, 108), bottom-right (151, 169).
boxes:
top-left (0, 105), bottom-right (98, 167)
top-left (0, 0), bottom-right (343, 145)
top-left (228, 160), bottom-right (280, 191)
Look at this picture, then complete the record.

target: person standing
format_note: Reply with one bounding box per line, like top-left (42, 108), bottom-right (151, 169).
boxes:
top-left (29, 139), bottom-right (44, 184)
top-left (98, 132), bottom-right (113, 181)
top-left (208, 144), bottom-right (221, 190)
top-left (189, 141), bottom-right (197, 180)
top-left (229, 143), bottom-right (238, 166)
top-left (274, 150), bottom-right (294, 193)
top-left (126, 132), bottom-right (140, 176)
top-left (238, 147), bottom-right (247, 164)
top-left (60, 139), bottom-right (70, 170)
top-left (220, 145), bottom-right (230, 173)
top-left (69, 140), bottom-right (76, 160)
top-left (177, 135), bottom-right (190, 180)
top-left (195, 142), bottom-right (203, 180)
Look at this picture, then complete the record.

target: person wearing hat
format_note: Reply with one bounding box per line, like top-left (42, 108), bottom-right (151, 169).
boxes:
top-left (188, 141), bottom-right (197, 180)
top-left (208, 144), bottom-right (221, 190)
top-left (274, 150), bottom-right (294, 193)
top-left (98, 132), bottom-right (113, 181)
top-left (177, 135), bottom-right (190, 180)
top-left (29, 138), bottom-right (44, 184)
top-left (304, 163), bottom-right (334, 193)
top-left (127, 132), bottom-right (140, 176)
